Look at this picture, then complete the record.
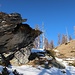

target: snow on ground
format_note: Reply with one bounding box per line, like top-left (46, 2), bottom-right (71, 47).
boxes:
top-left (0, 64), bottom-right (75, 75)
top-left (31, 48), bottom-right (46, 53)
top-left (8, 65), bottom-right (75, 75)
top-left (0, 58), bottom-right (75, 75)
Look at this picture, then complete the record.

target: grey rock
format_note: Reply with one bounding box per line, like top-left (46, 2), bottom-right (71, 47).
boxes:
top-left (0, 12), bottom-right (42, 66)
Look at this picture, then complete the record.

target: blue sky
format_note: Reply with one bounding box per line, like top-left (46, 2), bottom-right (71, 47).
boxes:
top-left (0, 0), bottom-right (75, 46)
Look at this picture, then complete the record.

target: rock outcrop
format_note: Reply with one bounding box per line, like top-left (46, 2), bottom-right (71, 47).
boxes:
top-left (0, 12), bottom-right (42, 66)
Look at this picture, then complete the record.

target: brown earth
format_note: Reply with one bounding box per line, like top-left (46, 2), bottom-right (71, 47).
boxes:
top-left (54, 40), bottom-right (75, 58)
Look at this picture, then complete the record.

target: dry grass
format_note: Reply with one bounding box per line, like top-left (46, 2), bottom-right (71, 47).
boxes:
top-left (54, 40), bottom-right (75, 58)
top-left (46, 50), bottom-right (56, 59)
top-left (69, 61), bottom-right (75, 67)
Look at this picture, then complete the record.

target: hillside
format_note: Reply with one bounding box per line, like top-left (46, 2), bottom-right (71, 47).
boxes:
top-left (54, 40), bottom-right (75, 59)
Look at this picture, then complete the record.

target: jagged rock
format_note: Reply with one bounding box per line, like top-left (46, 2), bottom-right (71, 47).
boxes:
top-left (0, 23), bottom-right (42, 53)
top-left (0, 12), bottom-right (27, 34)
top-left (10, 44), bottom-right (33, 65)
top-left (0, 12), bottom-right (42, 53)
top-left (51, 59), bottom-right (65, 69)
top-left (0, 12), bottom-right (42, 66)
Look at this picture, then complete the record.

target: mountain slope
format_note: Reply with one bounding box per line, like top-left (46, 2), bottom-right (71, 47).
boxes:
top-left (54, 40), bottom-right (75, 58)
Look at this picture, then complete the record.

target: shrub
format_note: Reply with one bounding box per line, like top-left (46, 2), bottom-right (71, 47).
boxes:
top-left (46, 50), bottom-right (56, 59)
top-left (69, 62), bottom-right (75, 67)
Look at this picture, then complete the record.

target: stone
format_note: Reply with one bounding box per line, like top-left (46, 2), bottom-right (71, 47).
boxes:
top-left (0, 12), bottom-right (42, 66)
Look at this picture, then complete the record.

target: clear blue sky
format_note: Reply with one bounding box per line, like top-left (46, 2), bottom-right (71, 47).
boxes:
top-left (0, 0), bottom-right (75, 46)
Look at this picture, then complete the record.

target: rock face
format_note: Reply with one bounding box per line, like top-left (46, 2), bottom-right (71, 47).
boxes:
top-left (0, 12), bottom-right (27, 34)
top-left (0, 12), bottom-right (42, 66)
top-left (10, 44), bottom-right (33, 65)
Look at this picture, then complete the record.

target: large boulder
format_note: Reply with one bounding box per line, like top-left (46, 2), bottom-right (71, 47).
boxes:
top-left (10, 44), bottom-right (33, 65)
top-left (0, 12), bottom-right (42, 66)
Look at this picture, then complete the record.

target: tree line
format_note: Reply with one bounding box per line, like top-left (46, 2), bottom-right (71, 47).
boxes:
top-left (33, 25), bottom-right (74, 50)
